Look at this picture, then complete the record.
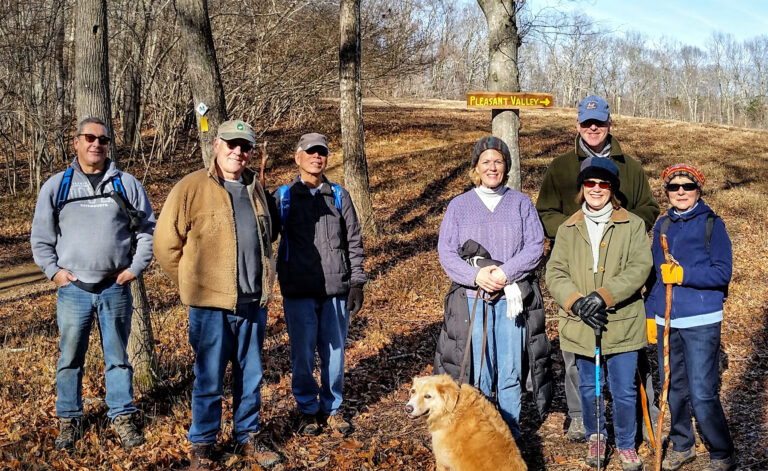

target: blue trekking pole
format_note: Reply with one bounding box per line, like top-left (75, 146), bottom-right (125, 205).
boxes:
top-left (594, 327), bottom-right (602, 471)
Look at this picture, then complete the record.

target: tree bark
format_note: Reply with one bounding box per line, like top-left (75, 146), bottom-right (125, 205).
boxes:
top-left (176, 0), bottom-right (227, 168)
top-left (75, 0), bottom-right (157, 390)
top-left (75, 0), bottom-right (117, 162)
top-left (477, 0), bottom-right (522, 190)
top-left (340, 0), bottom-right (378, 236)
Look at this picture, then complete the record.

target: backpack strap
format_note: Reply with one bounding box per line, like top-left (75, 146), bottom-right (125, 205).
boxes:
top-left (659, 216), bottom-right (671, 237)
top-left (705, 213), bottom-right (717, 254)
top-left (111, 173), bottom-right (128, 200)
top-left (277, 184), bottom-right (291, 261)
top-left (56, 167), bottom-right (74, 209)
top-left (329, 182), bottom-right (343, 212)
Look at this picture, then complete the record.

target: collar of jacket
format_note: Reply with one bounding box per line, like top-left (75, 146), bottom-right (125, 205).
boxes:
top-left (207, 160), bottom-right (256, 186)
top-left (564, 206), bottom-right (630, 227)
top-left (667, 198), bottom-right (712, 222)
top-left (291, 174), bottom-right (333, 195)
top-left (574, 134), bottom-right (626, 163)
top-left (70, 157), bottom-right (119, 190)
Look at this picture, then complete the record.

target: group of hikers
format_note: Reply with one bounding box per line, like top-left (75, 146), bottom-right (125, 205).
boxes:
top-left (30, 93), bottom-right (734, 471)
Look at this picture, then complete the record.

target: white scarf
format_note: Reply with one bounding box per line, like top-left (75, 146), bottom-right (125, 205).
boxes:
top-left (582, 202), bottom-right (613, 273)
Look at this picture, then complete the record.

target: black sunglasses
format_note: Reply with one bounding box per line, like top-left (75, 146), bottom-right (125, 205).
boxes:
top-left (304, 146), bottom-right (329, 157)
top-left (666, 183), bottom-right (698, 192)
top-left (78, 133), bottom-right (111, 145)
top-left (583, 180), bottom-right (611, 189)
top-left (224, 140), bottom-right (253, 153)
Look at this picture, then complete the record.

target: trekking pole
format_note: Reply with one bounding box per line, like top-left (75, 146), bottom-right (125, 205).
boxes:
top-left (638, 371), bottom-right (656, 452)
top-left (654, 234), bottom-right (676, 471)
top-left (259, 141), bottom-right (268, 187)
top-left (594, 326), bottom-right (602, 471)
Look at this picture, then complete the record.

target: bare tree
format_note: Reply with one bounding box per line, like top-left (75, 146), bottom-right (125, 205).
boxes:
top-left (340, 0), bottom-right (378, 236)
top-left (477, 0), bottom-right (522, 190)
top-left (176, 0), bottom-right (227, 168)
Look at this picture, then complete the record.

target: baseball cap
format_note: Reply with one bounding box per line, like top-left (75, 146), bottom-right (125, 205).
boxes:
top-left (577, 95), bottom-right (610, 123)
top-left (297, 133), bottom-right (329, 153)
top-left (217, 120), bottom-right (255, 144)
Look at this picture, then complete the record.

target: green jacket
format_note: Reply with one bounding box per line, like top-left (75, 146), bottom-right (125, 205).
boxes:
top-left (545, 207), bottom-right (652, 356)
top-left (536, 135), bottom-right (659, 239)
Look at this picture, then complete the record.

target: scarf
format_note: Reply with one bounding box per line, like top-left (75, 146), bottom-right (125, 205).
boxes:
top-left (578, 135), bottom-right (612, 158)
top-left (474, 184), bottom-right (507, 212)
top-left (582, 201), bottom-right (613, 273)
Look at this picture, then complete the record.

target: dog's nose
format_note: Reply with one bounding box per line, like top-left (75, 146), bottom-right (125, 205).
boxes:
top-left (405, 404), bottom-right (413, 414)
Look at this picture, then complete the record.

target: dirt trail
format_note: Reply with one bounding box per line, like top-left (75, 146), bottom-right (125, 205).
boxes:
top-left (0, 262), bottom-right (48, 299)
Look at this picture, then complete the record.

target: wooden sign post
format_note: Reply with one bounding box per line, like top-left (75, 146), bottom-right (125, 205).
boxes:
top-left (466, 92), bottom-right (553, 109)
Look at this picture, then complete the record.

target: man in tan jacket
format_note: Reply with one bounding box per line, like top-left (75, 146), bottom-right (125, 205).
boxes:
top-left (154, 120), bottom-right (280, 470)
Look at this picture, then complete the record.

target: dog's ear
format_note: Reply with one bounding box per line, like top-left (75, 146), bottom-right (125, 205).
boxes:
top-left (436, 381), bottom-right (459, 413)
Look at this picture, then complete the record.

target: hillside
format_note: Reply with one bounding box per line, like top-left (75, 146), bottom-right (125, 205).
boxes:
top-left (1, 101), bottom-right (767, 470)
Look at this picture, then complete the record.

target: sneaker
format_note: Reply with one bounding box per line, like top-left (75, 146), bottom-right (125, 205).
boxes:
top-left (189, 443), bottom-right (215, 471)
top-left (703, 455), bottom-right (737, 471)
top-left (295, 412), bottom-right (321, 436)
top-left (618, 448), bottom-right (644, 471)
top-left (54, 417), bottom-right (83, 451)
top-left (567, 416), bottom-right (586, 442)
top-left (586, 434), bottom-right (607, 468)
top-left (240, 432), bottom-right (281, 468)
top-left (325, 413), bottom-right (353, 436)
top-left (662, 446), bottom-right (696, 471)
top-left (112, 414), bottom-right (145, 449)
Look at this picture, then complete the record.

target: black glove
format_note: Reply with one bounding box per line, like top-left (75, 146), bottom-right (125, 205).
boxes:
top-left (579, 291), bottom-right (608, 330)
top-left (347, 286), bottom-right (364, 316)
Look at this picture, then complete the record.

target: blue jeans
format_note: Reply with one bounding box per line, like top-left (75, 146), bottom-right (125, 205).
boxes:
top-left (188, 303), bottom-right (267, 444)
top-left (658, 322), bottom-right (734, 460)
top-left (577, 350), bottom-right (638, 450)
top-left (283, 296), bottom-right (349, 415)
top-left (466, 297), bottom-right (525, 439)
top-left (56, 282), bottom-right (136, 420)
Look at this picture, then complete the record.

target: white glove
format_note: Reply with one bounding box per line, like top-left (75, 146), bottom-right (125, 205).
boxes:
top-left (504, 283), bottom-right (523, 319)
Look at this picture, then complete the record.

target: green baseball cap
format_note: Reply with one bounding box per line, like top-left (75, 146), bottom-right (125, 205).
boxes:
top-left (217, 120), bottom-right (255, 144)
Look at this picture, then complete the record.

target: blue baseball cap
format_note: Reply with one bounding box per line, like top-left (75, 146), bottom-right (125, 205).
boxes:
top-left (577, 95), bottom-right (610, 123)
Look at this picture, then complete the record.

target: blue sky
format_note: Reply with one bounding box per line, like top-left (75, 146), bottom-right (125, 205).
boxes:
top-left (524, 0), bottom-right (768, 48)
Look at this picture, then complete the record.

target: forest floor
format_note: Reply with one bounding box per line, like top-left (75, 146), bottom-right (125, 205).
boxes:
top-left (1, 101), bottom-right (767, 470)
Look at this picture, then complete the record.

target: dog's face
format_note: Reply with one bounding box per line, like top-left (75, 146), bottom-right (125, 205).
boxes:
top-left (405, 375), bottom-right (459, 421)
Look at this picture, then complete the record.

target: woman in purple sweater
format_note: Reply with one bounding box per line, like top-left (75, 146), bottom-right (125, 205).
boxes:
top-left (437, 136), bottom-right (545, 438)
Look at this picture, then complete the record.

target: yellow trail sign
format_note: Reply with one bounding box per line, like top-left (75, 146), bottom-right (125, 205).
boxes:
top-left (467, 92), bottom-right (553, 109)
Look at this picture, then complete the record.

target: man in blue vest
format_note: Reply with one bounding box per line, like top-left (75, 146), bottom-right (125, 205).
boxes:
top-left (31, 117), bottom-right (155, 451)
top-left (275, 133), bottom-right (367, 436)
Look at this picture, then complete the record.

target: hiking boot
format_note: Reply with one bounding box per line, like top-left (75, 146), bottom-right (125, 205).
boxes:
top-left (325, 413), bottom-right (353, 436)
top-left (54, 417), bottom-right (83, 451)
top-left (662, 446), bottom-right (696, 471)
top-left (240, 432), bottom-right (281, 468)
top-left (586, 434), bottom-right (607, 468)
top-left (112, 414), bottom-right (145, 449)
top-left (295, 412), bottom-right (320, 436)
top-left (189, 443), bottom-right (216, 471)
top-left (703, 455), bottom-right (737, 471)
top-left (618, 448), bottom-right (644, 471)
top-left (567, 416), bottom-right (586, 442)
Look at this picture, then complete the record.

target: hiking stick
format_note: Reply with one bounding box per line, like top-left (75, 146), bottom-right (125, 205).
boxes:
top-left (654, 234), bottom-right (675, 471)
top-left (259, 141), bottom-right (268, 187)
top-left (595, 327), bottom-right (602, 471)
top-left (638, 370), bottom-right (656, 452)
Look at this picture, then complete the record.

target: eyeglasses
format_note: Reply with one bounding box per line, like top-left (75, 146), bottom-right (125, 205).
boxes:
top-left (666, 183), bottom-right (698, 192)
top-left (224, 140), bottom-right (253, 153)
top-left (78, 134), bottom-right (111, 145)
top-left (304, 146), bottom-right (329, 157)
top-left (583, 180), bottom-right (611, 189)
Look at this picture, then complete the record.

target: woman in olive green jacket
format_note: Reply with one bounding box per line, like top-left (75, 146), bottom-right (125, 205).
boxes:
top-left (546, 157), bottom-right (652, 471)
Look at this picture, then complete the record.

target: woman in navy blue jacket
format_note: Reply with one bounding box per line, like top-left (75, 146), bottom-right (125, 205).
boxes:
top-left (645, 164), bottom-right (735, 471)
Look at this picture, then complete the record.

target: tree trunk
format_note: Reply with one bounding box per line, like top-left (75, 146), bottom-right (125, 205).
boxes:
top-left (478, 0), bottom-right (522, 190)
top-left (53, 0), bottom-right (68, 163)
top-left (75, 0), bottom-right (157, 390)
top-left (176, 0), bottom-right (227, 168)
top-left (75, 0), bottom-right (117, 162)
top-left (339, 0), bottom-right (378, 236)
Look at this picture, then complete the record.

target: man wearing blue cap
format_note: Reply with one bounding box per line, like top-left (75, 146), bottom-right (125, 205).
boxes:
top-left (536, 95), bottom-right (659, 444)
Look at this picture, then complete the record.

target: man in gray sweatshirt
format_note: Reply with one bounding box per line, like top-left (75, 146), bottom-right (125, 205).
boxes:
top-left (30, 117), bottom-right (155, 451)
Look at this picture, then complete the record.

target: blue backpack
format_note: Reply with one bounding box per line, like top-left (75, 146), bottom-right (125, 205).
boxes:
top-left (277, 182), bottom-right (343, 261)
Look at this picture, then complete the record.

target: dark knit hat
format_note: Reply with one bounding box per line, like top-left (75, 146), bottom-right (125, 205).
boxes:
top-left (471, 136), bottom-right (512, 171)
top-left (577, 157), bottom-right (620, 192)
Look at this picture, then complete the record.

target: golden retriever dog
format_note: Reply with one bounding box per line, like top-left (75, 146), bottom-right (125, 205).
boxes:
top-left (405, 374), bottom-right (527, 471)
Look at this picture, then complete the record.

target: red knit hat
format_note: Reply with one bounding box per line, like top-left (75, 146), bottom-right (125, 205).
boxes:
top-left (661, 164), bottom-right (705, 187)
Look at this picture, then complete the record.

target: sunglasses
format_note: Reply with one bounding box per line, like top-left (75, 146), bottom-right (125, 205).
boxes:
top-left (224, 140), bottom-right (253, 152)
top-left (583, 180), bottom-right (611, 189)
top-left (666, 183), bottom-right (698, 192)
top-left (304, 146), bottom-right (329, 157)
top-left (78, 133), bottom-right (111, 145)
